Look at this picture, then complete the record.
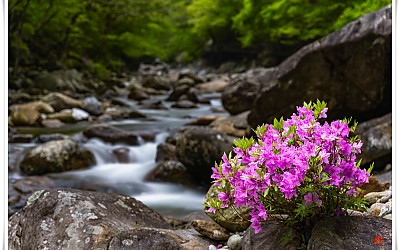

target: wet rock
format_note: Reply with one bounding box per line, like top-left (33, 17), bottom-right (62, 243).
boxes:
top-left (205, 184), bottom-right (251, 232)
top-left (42, 92), bottom-right (83, 112)
top-left (128, 88), bottom-right (149, 101)
top-left (82, 96), bottom-right (103, 116)
top-left (110, 97), bottom-right (133, 107)
top-left (36, 133), bottom-right (68, 143)
top-left (9, 101), bottom-right (54, 126)
top-left (8, 189), bottom-right (171, 250)
top-left (46, 108), bottom-right (89, 123)
top-left (172, 100), bottom-right (198, 109)
top-left (41, 118), bottom-right (65, 128)
top-left (139, 100), bottom-right (168, 110)
top-left (145, 161), bottom-right (194, 186)
top-left (83, 124), bottom-right (139, 145)
top-left (356, 113), bottom-right (391, 168)
top-left (248, 7), bottom-right (392, 127)
top-left (33, 69), bottom-right (87, 92)
top-left (196, 78), bottom-right (229, 93)
top-left (179, 70), bottom-right (206, 84)
top-left (155, 143), bottom-right (178, 162)
top-left (192, 220), bottom-right (230, 241)
top-left (8, 177), bottom-right (56, 217)
top-left (141, 75), bottom-right (171, 91)
top-left (210, 111), bottom-right (250, 137)
top-left (167, 84), bottom-right (198, 102)
top-left (9, 134), bottom-right (33, 143)
top-left (359, 176), bottom-right (390, 196)
top-left (307, 216), bottom-right (392, 249)
top-left (187, 115), bottom-right (219, 126)
top-left (242, 221), bottom-right (299, 250)
top-left (19, 138), bottom-right (95, 175)
top-left (221, 68), bottom-right (267, 115)
top-left (103, 107), bottom-right (146, 120)
top-left (175, 126), bottom-right (234, 184)
top-left (112, 147), bottom-right (130, 163)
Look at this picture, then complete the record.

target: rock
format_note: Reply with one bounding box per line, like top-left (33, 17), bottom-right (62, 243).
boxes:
top-left (242, 221), bottom-right (300, 250)
top-left (41, 118), bottom-right (65, 128)
top-left (82, 96), bottom-right (103, 116)
top-left (247, 7), bottom-right (391, 127)
top-left (307, 216), bottom-right (392, 249)
top-left (210, 111), bottom-right (250, 137)
top-left (8, 91), bottom-right (34, 106)
top-left (192, 220), bottom-right (230, 241)
top-left (103, 107), bottom-right (146, 120)
top-left (46, 108), bottom-right (89, 123)
top-left (33, 69), bottom-right (87, 92)
top-left (205, 184), bottom-right (251, 232)
top-left (83, 124), bottom-right (139, 145)
top-left (178, 76), bottom-right (196, 86)
top-left (145, 161), bottom-right (194, 186)
top-left (9, 134), bottom-right (33, 143)
top-left (141, 75), bottom-right (171, 91)
top-left (359, 176), bottom-right (390, 196)
top-left (167, 84), bottom-right (199, 102)
top-left (367, 200), bottom-right (392, 217)
top-left (8, 177), bottom-right (56, 216)
top-left (128, 88), bottom-right (149, 101)
top-left (110, 147), bottom-right (130, 163)
top-left (227, 234), bottom-right (243, 250)
top-left (139, 100), bottom-right (168, 110)
top-left (19, 138), bottom-right (95, 175)
top-left (155, 143), bottom-right (178, 162)
top-left (109, 228), bottom-right (213, 250)
top-left (221, 68), bottom-right (267, 115)
top-left (196, 79), bottom-right (229, 93)
top-left (356, 113), bottom-right (391, 168)
top-left (172, 100), bottom-right (198, 109)
top-left (8, 189), bottom-right (171, 250)
top-left (187, 115), bottom-right (220, 126)
top-left (41, 92), bottom-right (83, 112)
top-left (175, 126), bottom-right (234, 184)
top-left (9, 101), bottom-right (54, 126)
top-left (36, 133), bottom-right (68, 143)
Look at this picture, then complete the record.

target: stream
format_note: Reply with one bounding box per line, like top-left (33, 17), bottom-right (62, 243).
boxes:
top-left (9, 92), bottom-right (228, 218)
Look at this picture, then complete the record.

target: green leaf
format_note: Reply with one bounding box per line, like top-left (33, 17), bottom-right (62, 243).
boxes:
top-left (367, 162), bottom-right (374, 173)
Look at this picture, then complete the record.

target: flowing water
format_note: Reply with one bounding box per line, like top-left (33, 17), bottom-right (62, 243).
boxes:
top-left (10, 93), bottom-right (228, 217)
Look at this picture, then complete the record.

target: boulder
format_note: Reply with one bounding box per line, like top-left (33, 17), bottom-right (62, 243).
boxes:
top-left (82, 96), bottom-right (103, 116)
top-left (33, 69), bottom-right (87, 92)
top-left (247, 6), bottom-right (391, 127)
top-left (196, 78), bottom-right (229, 93)
top-left (46, 108), bottom-right (90, 123)
top-left (221, 68), bottom-right (269, 115)
top-left (191, 220), bottom-right (230, 241)
top-left (145, 161), bottom-right (195, 186)
top-left (19, 138), bottom-right (95, 175)
top-left (242, 221), bottom-right (299, 250)
top-left (128, 88), bottom-right (149, 101)
top-left (155, 143), bottom-right (178, 162)
top-left (205, 183), bottom-right (251, 232)
top-left (83, 124), bottom-right (139, 145)
top-left (356, 113), bottom-right (391, 168)
top-left (307, 216), bottom-right (392, 249)
top-left (8, 189), bottom-right (171, 250)
top-left (210, 111), bottom-right (250, 137)
top-left (41, 118), bottom-right (65, 128)
top-left (166, 84), bottom-right (199, 103)
top-left (8, 177), bottom-right (56, 216)
top-left (108, 228), bottom-right (213, 250)
top-left (9, 101), bottom-right (54, 126)
top-left (41, 92), bottom-right (83, 112)
top-left (175, 126), bottom-right (234, 184)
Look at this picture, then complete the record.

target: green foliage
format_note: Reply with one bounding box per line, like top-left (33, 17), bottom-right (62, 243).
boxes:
top-left (9, 0), bottom-right (391, 77)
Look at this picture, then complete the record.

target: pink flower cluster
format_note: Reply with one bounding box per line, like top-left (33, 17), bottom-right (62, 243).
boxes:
top-left (206, 103), bottom-right (370, 233)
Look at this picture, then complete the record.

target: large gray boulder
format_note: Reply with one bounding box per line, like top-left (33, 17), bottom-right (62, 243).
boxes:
top-left (19, 138), bottom-right (95, 175)
top-left (8, 189), bottom-right (171, 250)
top-left (175, 127), bottom-right (235, 184)
top-left (356, 113), bottom-right (391, 168)
top-left (223, 7), bottom-right (392, 127)
top-left (307, 216), bottom-right (392, 249)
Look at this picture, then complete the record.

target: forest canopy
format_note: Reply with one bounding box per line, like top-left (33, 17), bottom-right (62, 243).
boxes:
top-left (9, 0), bottom-right (391, 76)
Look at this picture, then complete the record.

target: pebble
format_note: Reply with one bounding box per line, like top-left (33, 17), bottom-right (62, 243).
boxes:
top-left (227, 234), bottom-right (242, 250)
